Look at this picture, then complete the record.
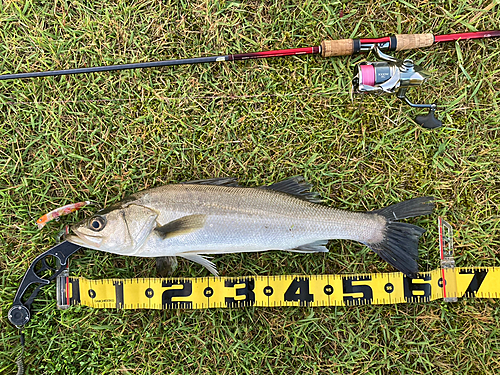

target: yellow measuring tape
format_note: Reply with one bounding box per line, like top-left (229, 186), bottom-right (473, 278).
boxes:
top-left (56, 219), bottom-right (498, 310)
top-left (57, 267), bottom-right (499, 310)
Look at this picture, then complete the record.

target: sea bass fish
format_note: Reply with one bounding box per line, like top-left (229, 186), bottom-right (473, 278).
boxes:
top-left (66, 176), bottom-right (434, 276)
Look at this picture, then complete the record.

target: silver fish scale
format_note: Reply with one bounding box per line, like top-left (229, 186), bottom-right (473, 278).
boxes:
top-left (131, 184), bottom-right (386, 257)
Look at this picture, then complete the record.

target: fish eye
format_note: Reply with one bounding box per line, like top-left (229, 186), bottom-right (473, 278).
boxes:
top-left (89, 216), bottom-right (106, 231)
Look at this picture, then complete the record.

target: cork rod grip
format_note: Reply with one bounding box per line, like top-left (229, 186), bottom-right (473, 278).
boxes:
top-left (321, 39), bottom-right (354, 57)
top-left (395, 34), bottom-right (434, 51)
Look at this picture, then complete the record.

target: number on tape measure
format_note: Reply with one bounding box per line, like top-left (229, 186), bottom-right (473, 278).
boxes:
top-left (162, 280), bottom-right (193, 309)
top-left (403, 274), bottom-right (431, 303)
top-left (459, 269), bottom-right (488, 297)
top-left (224, 278), bottom-right (255, 307)
top-left (342, 276), bottom-right (373, 305)
top-left (284, 277), bottom-right (313, 306)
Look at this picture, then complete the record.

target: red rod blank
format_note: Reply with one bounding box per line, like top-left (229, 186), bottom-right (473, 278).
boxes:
top-left (230, 47), bottom-right (320, 61)
top-left (359, 37), bottom-right (391, 44)
top-left (434, 30), bottom-right (500, 43)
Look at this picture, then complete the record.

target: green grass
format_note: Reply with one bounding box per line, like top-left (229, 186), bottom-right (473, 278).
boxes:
top-left (1, 0), bottom-right (499, 373)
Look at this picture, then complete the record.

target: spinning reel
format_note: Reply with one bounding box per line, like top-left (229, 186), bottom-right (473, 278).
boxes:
top-left (353, 46), bottom-right (442, 129)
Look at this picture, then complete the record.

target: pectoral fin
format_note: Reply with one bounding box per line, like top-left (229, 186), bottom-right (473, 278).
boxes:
top-left (155, 214), bottom-right (207, 238)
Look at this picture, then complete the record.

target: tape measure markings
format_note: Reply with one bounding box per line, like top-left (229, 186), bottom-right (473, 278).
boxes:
top-left (59, 267), bottom-right (499, 310)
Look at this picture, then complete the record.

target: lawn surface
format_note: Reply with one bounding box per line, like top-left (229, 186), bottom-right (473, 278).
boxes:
top-left (0, 1), bottom-right (499, 374)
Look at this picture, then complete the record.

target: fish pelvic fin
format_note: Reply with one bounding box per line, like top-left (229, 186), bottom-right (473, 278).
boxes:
top-left (368, 197), bottom-right (434, 278)
top-left (155, 214), bottom-right (207, 239)
top-left (155, 256), bottom-right (178, 277)
top-left (179, 253), bottom-right (219, 276)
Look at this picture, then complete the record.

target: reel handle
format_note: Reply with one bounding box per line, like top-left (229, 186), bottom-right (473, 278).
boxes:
top-left (415, 108), bottom-right (442, 129)
top-left (397, 91), bottom-right (442, 129)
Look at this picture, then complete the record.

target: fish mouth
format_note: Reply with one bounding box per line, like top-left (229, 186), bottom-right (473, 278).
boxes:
top-left (65, 227), bottom-right (103, 249)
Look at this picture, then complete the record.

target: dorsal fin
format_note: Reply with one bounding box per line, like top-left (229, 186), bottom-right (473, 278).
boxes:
top-left (261, 176), bottom-right (322, 203)
top-left (183, 177), bottom-right (240, 187)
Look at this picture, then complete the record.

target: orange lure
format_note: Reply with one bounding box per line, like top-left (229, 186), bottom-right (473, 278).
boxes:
top-left (36, 201), bottom-right (91, 229)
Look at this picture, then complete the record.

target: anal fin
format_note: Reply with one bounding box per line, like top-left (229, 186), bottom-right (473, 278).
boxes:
top-left (287, 240), bottom-right (330, 253)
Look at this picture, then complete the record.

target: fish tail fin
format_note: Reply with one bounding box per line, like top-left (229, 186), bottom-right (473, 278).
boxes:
top-left (368, 197), bottom-right (435, 277)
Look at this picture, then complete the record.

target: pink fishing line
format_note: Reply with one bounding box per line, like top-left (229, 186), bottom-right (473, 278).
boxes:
top-left (360, 64), bottom-right (375, 86)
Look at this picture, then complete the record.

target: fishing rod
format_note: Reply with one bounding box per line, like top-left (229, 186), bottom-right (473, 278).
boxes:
top-left (1, 31), bottom-right (499, 127)
top-left (1, 31), bottom-right (498, 80)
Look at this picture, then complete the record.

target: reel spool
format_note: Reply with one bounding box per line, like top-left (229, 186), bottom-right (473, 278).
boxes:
top-left (353, 46), bottom-right (442, 129)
